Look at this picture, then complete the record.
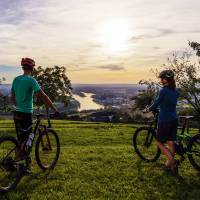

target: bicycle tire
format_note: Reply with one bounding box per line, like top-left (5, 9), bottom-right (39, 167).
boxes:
top-left (0, 136), bottom-right (22, 193)
top-left (35, 129), bottom-right (60, 170)
top-left (187, 133), bottom-right (200, 171)
top-left (133, 127), bottom-right (161, 162)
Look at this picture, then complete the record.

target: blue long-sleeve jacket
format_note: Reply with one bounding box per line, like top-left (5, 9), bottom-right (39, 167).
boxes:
top-left (149, 86), bottom-right (179, 123)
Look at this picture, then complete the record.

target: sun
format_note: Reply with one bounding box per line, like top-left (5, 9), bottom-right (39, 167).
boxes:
top-left (97, 19), bottom-right (132, 54)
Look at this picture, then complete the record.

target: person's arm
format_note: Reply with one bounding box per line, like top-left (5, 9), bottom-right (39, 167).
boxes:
top-left (149, 89), bottom-right (165, 111)
top-left (32, 78), bottom-right (58, 113)
top-left (36, 90), bottom-right (58, 112)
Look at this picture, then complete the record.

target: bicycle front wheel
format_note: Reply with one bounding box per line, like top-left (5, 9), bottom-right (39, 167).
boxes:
top-left (188, 134), bottom-right (200, 171)
top-left (133, 127), bottom-right (160, 162)
top-left (35, 129), bottom-right (60, 170)
top-left (0, 136), bottom-right (21, 193)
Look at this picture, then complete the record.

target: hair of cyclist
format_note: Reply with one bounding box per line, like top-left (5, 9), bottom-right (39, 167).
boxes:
top-left (166, 77), bottom-right (176, 90)
top-left (22, 64), bottom-right (34, 71)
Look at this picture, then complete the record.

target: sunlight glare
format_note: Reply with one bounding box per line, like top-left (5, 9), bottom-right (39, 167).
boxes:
top-left (98, 19), bottom-right (132, 53)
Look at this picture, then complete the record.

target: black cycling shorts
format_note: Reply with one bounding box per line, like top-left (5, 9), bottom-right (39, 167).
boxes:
top-left (13, 111), bottom-right (32, 143)
top-left (156, 120), bottom-right (178, 143)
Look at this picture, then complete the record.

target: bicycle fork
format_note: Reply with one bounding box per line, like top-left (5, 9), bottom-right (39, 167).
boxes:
top-left (39, 126), bottom-right (52, 151)
top-left (144, 128), bottom-right (154, 147)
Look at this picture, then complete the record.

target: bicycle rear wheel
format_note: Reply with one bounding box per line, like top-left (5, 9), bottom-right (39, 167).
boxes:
top-left (133, 127), bottom-right (160, 162)
top-left (35, 129), bottom-right (60, 170)
top-left (188, 134), bottom-right (200, 171)
top-left (0, 136), bottom-right (21, 193)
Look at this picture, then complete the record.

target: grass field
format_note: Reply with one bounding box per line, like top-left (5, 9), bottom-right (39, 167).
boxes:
top-left (0, 120), bottom-right (200, 200)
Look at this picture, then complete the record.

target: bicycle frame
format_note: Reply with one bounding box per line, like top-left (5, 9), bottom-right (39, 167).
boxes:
top-left (144, 113), bottom-right (193, 152)
top-left (143, 112), bottom-right (158, 147)
top-left (1, 111), bottom-right (53, 166)
top-left (177, 116), bottom-right (193, 143)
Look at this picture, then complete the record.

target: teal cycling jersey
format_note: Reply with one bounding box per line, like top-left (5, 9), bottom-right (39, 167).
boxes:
top-left (11, 75), bottom-right (41, 113)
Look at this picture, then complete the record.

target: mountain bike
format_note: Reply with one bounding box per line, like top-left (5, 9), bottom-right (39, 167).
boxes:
top-left (132, 111), bottom-right (200, 172)
top-left (0, 111), bottom-right (60, 192)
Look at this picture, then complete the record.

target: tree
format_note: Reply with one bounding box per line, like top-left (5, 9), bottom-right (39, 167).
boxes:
top-left (133, 41), bottom-right (200, 114)
top-left (0, 77), bottom-right (9, 111)
top-left (0, 77), bottom-right (6, 85)
top-left (162, 50), bottom-right (200, 113)
top-left (32, 66), bottom-right (72, 107)
top-left (132, 80), bottom-right (159, 110)
top-left (189, 41), bottom-right (200, 56)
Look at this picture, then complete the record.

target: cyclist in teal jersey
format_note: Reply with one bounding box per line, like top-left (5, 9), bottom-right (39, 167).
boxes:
top-left (11, 58), bottom-right (59, 171)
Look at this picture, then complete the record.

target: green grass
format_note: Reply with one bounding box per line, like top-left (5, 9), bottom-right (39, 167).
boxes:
top-left (0, 121), bottom-right (200, 200)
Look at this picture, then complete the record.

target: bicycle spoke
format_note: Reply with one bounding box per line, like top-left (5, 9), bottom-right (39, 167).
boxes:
top-left (188, 134), bottom-right (200, 171)
top-left (133, 127), bottom-right (160, 161)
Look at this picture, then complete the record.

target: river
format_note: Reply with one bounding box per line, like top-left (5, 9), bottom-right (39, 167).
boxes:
top-left (73, 92), bottom-right (104, 111)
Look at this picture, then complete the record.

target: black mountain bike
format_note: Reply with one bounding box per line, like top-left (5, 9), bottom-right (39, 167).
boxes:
top-left (133, 111), bottom-right (200, 172)
top-left (0, 111), bottom-right (60, 192)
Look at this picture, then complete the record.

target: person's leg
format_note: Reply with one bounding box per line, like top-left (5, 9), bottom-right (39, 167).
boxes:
top-left (167, 120), bottom-right (177, 157)
top-left (23, 114), bottom-right (33, 171)
top-left (14, 115), bottom-right (23, 160)
top-left (156, 122), bottom-right (175, 166)
top-left (157, 121), bottom-right (178, 174)
top-left (164, 141), bottom-right (175, 167)
top-left (157, 141), bottom-right (174, 164)
top-left (166, 141), bottom-right (175, 157)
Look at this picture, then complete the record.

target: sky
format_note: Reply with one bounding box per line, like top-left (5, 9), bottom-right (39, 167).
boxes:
top-left (0, 0), bottom-right (200, 84)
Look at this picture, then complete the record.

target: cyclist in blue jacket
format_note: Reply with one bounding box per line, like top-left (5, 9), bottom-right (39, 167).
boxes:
top-left (149, 70), bottom-right (179, 174)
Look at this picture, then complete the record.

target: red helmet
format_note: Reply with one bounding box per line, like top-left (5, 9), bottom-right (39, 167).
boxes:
top-left (21, 58), bottom-right (35, 68)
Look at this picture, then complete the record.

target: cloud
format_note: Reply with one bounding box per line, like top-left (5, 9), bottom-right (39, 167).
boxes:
top-left (0, 0), bottom-right (200, 83)
top-left (67, 65), bottom-right (91, 72)
top-left (0, 1), bottom-right (38, 25)
top-left (130, 27), bottom-right (200, 42)
top-left (97, 64), bottom-right (125, 71)
top-left (130, 28), bottom-right (176, 41)
top-left (152, 46), bottom-right (161, 50)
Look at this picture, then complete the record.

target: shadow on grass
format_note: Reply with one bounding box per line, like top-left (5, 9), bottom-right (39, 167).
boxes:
top-left (135, 159), bottom-right (200, 200)
top-left (1, 169), bottom-right (55, 200)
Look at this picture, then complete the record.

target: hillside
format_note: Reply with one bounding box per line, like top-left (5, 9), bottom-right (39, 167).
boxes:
top-left (1, 121), bottom-right (200, 200)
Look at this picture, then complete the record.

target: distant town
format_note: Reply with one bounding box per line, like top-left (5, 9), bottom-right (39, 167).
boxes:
top-left (0, 84), bottom-right (189, 123)
top-left (0, 84), bottom-right (145, 110)
top-left (0, 84), bottom-right (147, 121)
